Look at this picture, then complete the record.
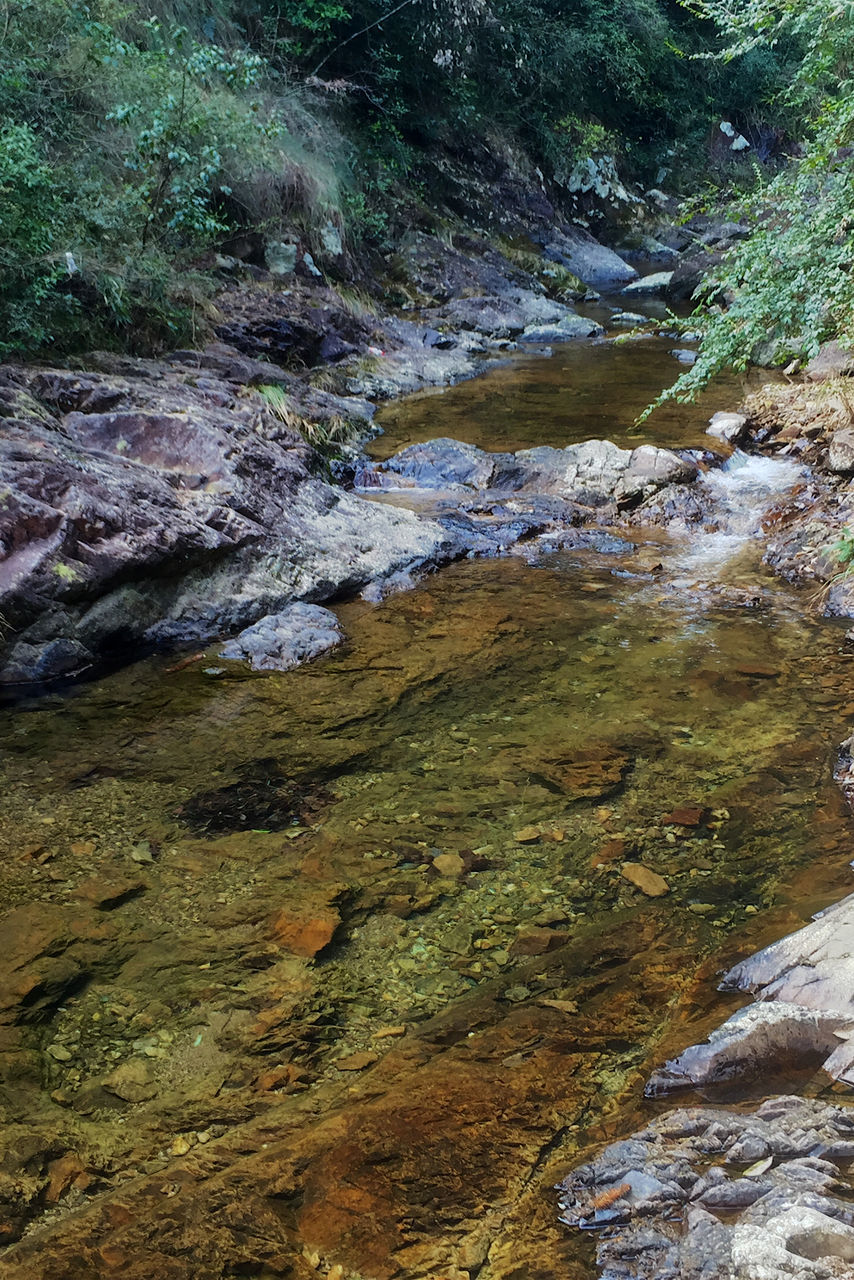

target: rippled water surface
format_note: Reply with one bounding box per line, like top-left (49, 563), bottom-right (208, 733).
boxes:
top-left (2, 338), bottom-right (852, 1277)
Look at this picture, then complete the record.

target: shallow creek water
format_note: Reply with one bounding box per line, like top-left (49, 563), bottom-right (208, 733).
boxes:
top-left (2, 342), bottom-right (854, 1278)
top-left (368, 331), bottom-right (778, 459)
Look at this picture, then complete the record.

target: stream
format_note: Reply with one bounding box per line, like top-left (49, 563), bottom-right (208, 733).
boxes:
top-left (2, 330), bottom-right (854, 1278)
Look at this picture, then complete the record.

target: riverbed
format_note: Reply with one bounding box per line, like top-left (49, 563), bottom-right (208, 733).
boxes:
top-left (2, 333), bottom-right (853, 1279)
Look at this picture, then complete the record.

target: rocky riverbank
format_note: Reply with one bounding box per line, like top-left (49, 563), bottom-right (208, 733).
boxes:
top-left (0, 186), bottom-right (766, 688)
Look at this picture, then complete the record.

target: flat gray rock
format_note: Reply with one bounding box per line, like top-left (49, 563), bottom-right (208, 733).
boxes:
top-left (621, 271), bottom-right (675, 296)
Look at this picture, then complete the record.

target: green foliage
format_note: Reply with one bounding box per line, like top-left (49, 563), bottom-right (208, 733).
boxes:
top-left (0, 0), bottom-right (807, 358)
top-left (0, 120), bottom-right (72, 353)
top-left (651, 0), bottom-right (854, 411)
top-left (832, 527), bottom-right (854, 570)
top-left (0, 0), bottom-right (346, 356)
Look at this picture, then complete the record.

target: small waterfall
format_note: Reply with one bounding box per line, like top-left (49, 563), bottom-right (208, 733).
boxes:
top-left (672, 450), bottom-right (805, 575)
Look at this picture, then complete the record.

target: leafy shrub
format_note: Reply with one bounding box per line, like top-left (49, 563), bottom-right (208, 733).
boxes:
top-left (650, 0), bottom-right (854, 411)
top-left (0, 121), bottom-right (72, 354)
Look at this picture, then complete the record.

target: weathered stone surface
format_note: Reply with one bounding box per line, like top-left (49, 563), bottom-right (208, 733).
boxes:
top-left (806, 340), bottom-right (854, 382)
top-left (708, 411), bottom-right (748, 443)
top-left (0, 903), bottom-right (121, 1027)
top-left (827, 427), bottom-right (854, 473)
top-left (220, 603), bottom-right (344, 672)
top-left (365, 438), bottom-right (698, 514)
top-left (645, 1001), bottom-right (854, 1096)
top-left (622, 862), bottom-right (669, 897)
top-left (543, 228), bottom-right (637, 286)
top-left (0, 367), bottom-right (452, 682)
top-left (518, 314), bottom-right (603, 343)
top-left (559, 1097), bottom-right (854, 1280)
top-left (620, 270), bottom-right (674, 296)
top-left (269, 901), bottom-right (341, 957)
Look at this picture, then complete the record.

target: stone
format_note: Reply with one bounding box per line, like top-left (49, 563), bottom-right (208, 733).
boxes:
top-left (220, 604), bottom-right (344, 673)
top-left (805, 340), bottom-right (854, 382)
top-left (509, 927), bottom-right (568, 957)
top-left (0, 360), bottom-right (451, 683)
top-left (0, 902), bottom-right (119, 1026)
top-left (269, 903), bottom-right (341, 958)
top-left (559, 1097), bottom-right (854, 1279)
top-left (101, 1059), bottom-right (158, 1103)
top-left (334, 1051), bottom-right (379, 1071)
top-left (708, 411), bottom-right (748, 444)
top-left (513, 826), bottom-right (541, 844)
top-left (73, 877), bottom-right (147, 910)
top-left (543, 229), bottom-right (637, 286)
top-left (432, 852), bottom-right (465, 878)
top-left (319, 222), bottom-right (344, 257)
top-left (665, 806), bottom-right (706, 826)
top-left (44, 1154), bottom-right (89, 1205)
top-left (827, 428), bottom-right (854, 473)
top-left (646, 1002), bottom-right (854, 1097)
top-left (621, 863), bottom-right (669, 897)
top-left (518, 315), bottom-right (603, 343)
top-left (620, 271), bottom-right (674, 296)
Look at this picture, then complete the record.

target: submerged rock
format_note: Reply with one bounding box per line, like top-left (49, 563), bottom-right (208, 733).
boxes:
top-left (220, 603), bottom-right (344, 672)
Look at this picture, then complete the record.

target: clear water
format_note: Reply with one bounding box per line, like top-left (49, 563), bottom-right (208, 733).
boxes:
top-left (1, 342), bottom-right (851, 1278)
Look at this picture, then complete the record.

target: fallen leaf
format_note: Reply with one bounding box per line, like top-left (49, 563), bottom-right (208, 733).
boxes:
top-left (743, 1156), bottom-right (773, 1177)
top-left (590, 1182), bottom-right (631, 1209)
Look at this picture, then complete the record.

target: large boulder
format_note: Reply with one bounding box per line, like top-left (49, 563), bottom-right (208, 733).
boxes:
top-left (707, 411), bottom-right (748, 444)
top-left (541, 228), bottom-right (637, 287)
top-left (806, 341), bottom-right (854, 382)
top-left (518, 314), bottom-right (603, 343)
top-left (620, 271), bottom-right (674, 297)
top-left (0, 363), bottom-right (451, 683)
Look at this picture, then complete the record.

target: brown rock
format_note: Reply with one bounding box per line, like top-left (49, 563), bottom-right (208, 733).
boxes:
top-left (513, 826), bottom-right (541, 844)
top-left (45, 1154), bottom-right (90, 1205)
top-left (621, 863), bottom-right (669, 897)
top-left (432, 852), bottom-right (465, 877)
top-left (591, 837), bottom-right (626, 868)
top-left (334, 1051), bottom-right (379, 1072)
top-left (734, 664), bottom-right (780, 679)
top-left (253, 1065), bottom-right (303, 1092)
top-left (509, 927), bottom-right (568, 957)
top-left (0, 903), bottom-right (119, 1025)
top-left (536, 743), bottom-right (629, 799)
top-left (69, 841), bottom-right (96, 857)
top-left (101, 1059), bottom-right (157, 1103)
top-left (269, 905), bottom-right (340, 958)
top-left (73, 877), bottom-right (147, 910)
top-left (664, 807), bottom-right (706, 827)
top-left (539, 998), bottom-right (579, 1014)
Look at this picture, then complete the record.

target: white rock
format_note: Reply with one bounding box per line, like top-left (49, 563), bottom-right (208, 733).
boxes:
top-left (708, 411), bottom-right (748, 443)
top-left (220, 603), bottom-right (344, 673)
